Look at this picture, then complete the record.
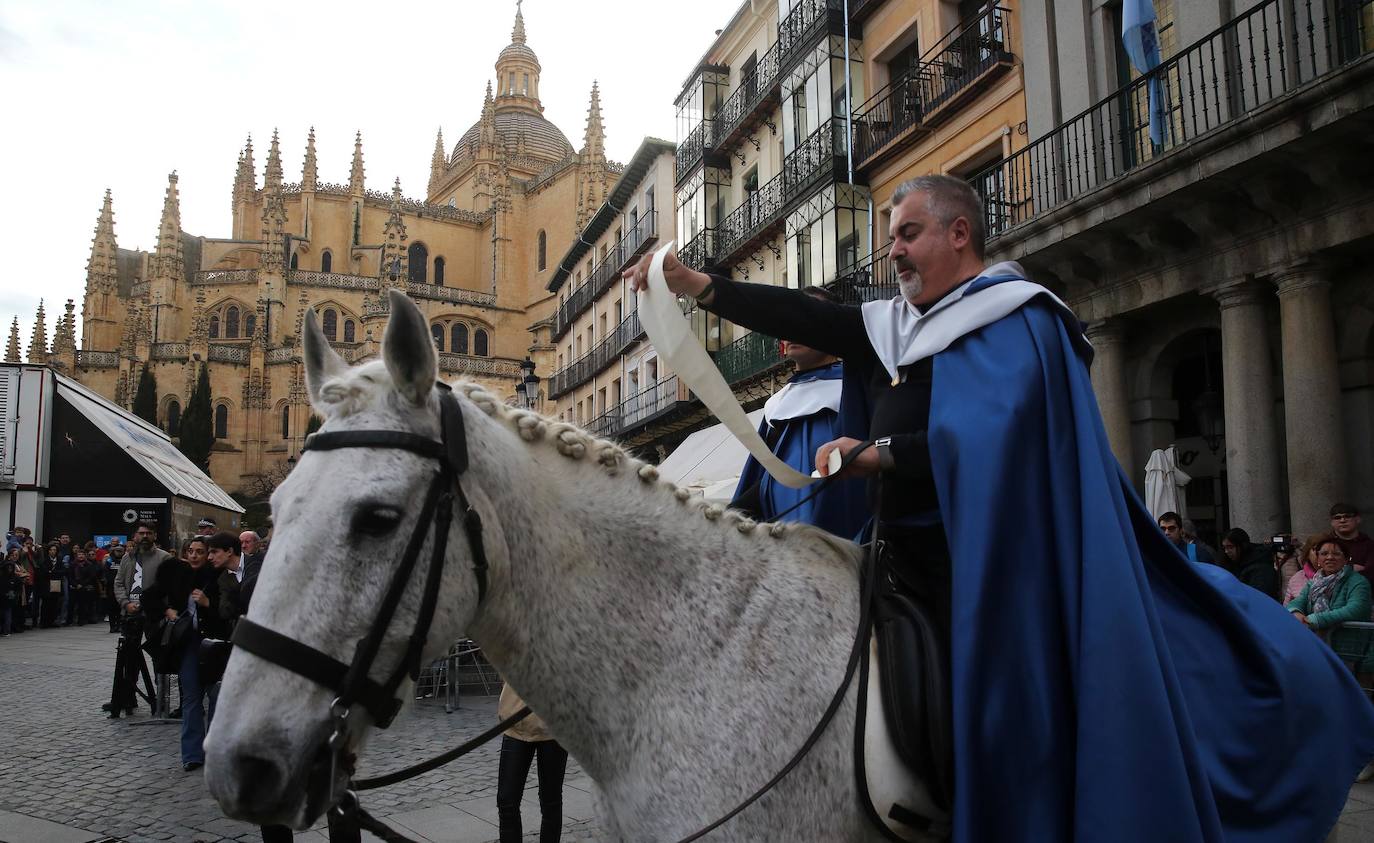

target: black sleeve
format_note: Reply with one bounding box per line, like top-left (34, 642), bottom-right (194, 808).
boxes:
top-left (885, 432), bottom-right (934, 486)
top-left (703, 275), bottom-right (875, 362)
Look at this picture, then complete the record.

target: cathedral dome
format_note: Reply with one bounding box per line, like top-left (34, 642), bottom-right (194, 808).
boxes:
top-left (455, 110), bottom-right (574, 164)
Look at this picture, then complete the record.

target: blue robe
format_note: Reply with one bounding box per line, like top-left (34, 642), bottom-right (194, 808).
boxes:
top-left (731, 363), bottom-right (868, 538)
top-left (928, 278), bottom-right (1374, 841)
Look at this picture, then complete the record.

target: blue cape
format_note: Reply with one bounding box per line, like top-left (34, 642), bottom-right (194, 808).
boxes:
top-left (931, 281), bottom-right (1374, 841)
top-left (733, 363), bottom-right (868, 538)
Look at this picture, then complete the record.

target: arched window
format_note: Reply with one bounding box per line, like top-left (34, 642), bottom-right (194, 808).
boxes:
top-left (408, 243), bottom-right (429, 283)
top-left (166, 401), bottom-right (181, 437)
top-left (537, 230), bottom-right (547, 271)
top-left (290, 253), bottom-right (299, 271)
top-left (226, 306), bottom-right (240, 339)
top-left (214, 404), bottom-right (228, 440)
top-left (433, 256), bottom-right (446, 286)
top-left (474, 329), bottom-right (489, 357)
top-left (209, 314), bottom-right (220, 339)
top-left (343, 320), bottom-right (355, 343)
top-left (322, 309), bottom-right (338, 341)
top-left (281, 405), bottom-right (290, 440)
top-left (452, 323), bottom-right (468, 355)
top-left (321, 250), bottom-right (332, 273)
top-left (245, 313), bottom-right (256, 338)
top-left (431, 324), bottom-right (445, 351)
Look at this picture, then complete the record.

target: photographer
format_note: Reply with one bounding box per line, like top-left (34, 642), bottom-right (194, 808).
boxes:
top-left (107, 521), bottom-right (172, 719)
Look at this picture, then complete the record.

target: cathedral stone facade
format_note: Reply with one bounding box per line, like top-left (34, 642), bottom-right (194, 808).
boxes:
top-left (15, 5), bottom-right (619, 495)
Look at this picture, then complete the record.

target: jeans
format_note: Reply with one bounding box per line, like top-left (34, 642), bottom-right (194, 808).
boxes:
top-left (496, 735), bottom-right (568, 843)
top-left (178, 636), bottom-right (209, 764)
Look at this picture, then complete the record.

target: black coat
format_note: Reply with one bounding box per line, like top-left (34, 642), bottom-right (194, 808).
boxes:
top-left (1236, 545), bottom-right (1281, 600)
top-left (141, 560), bottom-right (224, 640)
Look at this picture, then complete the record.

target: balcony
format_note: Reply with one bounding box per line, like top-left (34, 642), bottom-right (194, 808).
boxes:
top-left (854, 5), bottom-right (1015, 172)
top-left (711, 328), bottom-right (788, 385)
top-left (676, 121), bottom-right (717, 184)
top-left (824, 242), bottom-right (899, 304)
top-left (968, 0), bottom-right (1374, 242)
top-left (552, 210), bottom-right (659, 340)
top-left (712, 42), bottom-right (783, 153)
top-left (192, 269), bottom-right (259, 286)
top-left (715, 173), bottom-right (786, 266)
top-left (586, 375), bottom-right (689, 439)
top-left (678, 228), bottom-right (719, 272)
top-left (778, 0), bottom-right (846, 75)
top-left (548, 309), bottom-right (646, 399)
top-left (783, 118), bottom-right (850, 206)
top-left (848, 0), bottom-right (883, 26)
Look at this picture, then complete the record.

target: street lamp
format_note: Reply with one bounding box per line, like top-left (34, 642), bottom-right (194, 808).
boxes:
top-left (516, 357), bottom-right (541, 410)
top-left (1193, 389), bottom-right (1225, 456)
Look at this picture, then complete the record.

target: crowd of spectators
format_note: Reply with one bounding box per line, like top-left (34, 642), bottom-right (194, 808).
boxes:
top-left (0, 527), bottom-right (131, 635)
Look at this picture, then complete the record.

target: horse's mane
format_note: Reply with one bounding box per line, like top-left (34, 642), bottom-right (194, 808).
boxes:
top-left (311, 362), bottom-right (860, 570)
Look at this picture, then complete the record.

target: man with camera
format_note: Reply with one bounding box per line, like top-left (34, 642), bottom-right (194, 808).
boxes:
top-left (106, 521), bottom-right (172, 719)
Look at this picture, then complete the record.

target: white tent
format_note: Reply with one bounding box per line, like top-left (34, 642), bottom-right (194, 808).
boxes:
top-left (655, 410), bottom-right (763, 503)
top-left (1144, 445), bottom-right (1191, 521)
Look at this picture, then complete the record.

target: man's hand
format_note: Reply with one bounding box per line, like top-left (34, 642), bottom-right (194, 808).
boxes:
top-left (125, 602), bottom-right (140, 614)
top-left (623, 247), bottom-right (713, 300)
top-left (191, 588), bottom-right (208, 608)
top-left (816, 437), bottom-right (881, 478)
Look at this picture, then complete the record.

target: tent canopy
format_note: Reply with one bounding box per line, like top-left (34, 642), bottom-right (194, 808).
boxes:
top-left (54, 374), bottom-right (242, 513)
top-left (656, 410), bottom-right (762, 503)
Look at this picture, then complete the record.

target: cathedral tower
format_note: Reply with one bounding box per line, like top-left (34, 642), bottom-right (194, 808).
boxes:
top-left (83, 189), bottom-right (121, 351)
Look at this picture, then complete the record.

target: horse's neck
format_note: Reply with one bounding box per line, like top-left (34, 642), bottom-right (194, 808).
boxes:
top-left (466, 431), bottom-right (815, 782)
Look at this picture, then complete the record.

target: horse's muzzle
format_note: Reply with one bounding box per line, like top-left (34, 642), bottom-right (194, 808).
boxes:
top-left (205, 726), bottom-right (346, 829)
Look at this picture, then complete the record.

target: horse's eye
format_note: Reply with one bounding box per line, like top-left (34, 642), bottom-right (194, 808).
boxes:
top-left (351, 506), bottom-right (402, 537)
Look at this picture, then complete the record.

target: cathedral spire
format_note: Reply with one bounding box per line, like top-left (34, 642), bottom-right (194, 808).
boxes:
top-left (582, 80), bottom-right (606, 160)
top-left (349, 131), bottom-right (365, 195)
top-left (429, 127), bottom-right (446, 195)
top-left (511, 0), bottom-right (526, 44)
top-left (151, 172), bottom-right (184, 282)
top-left (28, 299), bottom-right (47, 363)
top-left (52, 300), bottom-right (76, 359)
top-left (86, 189), bottom-right (119, 295)
top-left (264, 128), bottom-right (284, 191)
top-left (380, 178), bottom-right (408, 288)
top-left (5, 318), bottom-right (20, 363)
top-left (236, 135), bottom-right (257, 199)
top-left (302, 127), bottom-right (318, 191)
top-left (480, 82), bottom-right (497, 149)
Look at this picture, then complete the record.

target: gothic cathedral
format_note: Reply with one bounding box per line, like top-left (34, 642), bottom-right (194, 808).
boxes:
top-left (13, 4), bottom-right (616, 494)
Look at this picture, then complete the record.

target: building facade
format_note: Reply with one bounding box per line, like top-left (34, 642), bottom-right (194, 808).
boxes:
top-left (978, 0), bottom-right (1374, 537)
top-left (16, 5), bottom-right (620, 494)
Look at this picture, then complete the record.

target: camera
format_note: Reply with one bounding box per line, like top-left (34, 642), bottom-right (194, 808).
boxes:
top-left (1270, 534), bottom-right (1294, 553)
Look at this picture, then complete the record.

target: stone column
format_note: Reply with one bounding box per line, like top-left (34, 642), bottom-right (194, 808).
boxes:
top-left (1212, 281), bottom-right (1284, 535)
top-left (1086, 319), bottom-right (1134, 471)
top-left (1276, 264), bottom-right (1346, 534)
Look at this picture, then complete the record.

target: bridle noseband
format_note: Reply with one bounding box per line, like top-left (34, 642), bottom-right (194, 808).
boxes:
top-left (231, 383), bottom-right (491, 797)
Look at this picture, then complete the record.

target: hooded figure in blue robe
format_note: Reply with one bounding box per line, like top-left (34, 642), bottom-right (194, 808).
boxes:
top-left (731, 360), bottom-right (868, 538)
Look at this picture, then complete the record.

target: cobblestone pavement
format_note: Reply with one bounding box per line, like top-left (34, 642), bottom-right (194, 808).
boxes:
top-left (4, 625), bottom-right (1374, 842)
top-left (0, 625), bottom-right (602, 843)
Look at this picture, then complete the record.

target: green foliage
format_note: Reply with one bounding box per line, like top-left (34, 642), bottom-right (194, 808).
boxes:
top-left (304, 413), bottom-right (322, 436)
top-left (131, 365), bottom-right (158, 426)
top-left (178, 363), bottom-right (214, 472)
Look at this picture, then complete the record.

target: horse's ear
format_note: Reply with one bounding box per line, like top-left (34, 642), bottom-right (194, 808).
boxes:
top-left (303, 308), bottom-right (349, 412)
top-left (382, 289), bottom-right (437, 406)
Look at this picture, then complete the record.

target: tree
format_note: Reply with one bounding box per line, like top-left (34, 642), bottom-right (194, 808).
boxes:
top-left (178, 363), bottom-right (214, 472)
top-left (131, 364), bottom-right (158, 426)
top-left (305, 413), bottom-right (322, 436)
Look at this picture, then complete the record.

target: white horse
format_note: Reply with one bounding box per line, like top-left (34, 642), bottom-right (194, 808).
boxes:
top-left (205, 290), bottom-right (929, 841)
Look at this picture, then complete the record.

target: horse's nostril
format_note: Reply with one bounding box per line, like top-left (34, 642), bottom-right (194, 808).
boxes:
top-left (234, 753), bottom-right (288, 808)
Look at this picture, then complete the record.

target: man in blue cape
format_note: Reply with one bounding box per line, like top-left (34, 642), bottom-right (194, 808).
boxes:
top-left (731, 287), bottom-right (868, 539)
top-left (627, 174), bottom-right (1374, 841)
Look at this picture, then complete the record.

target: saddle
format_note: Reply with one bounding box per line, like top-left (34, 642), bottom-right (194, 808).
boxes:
top-left (854, 562), bottom-right (953, 842)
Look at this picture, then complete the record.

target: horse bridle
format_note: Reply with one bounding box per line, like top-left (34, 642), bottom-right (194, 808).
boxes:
top-left (231, 382), bottom-right (495, 805)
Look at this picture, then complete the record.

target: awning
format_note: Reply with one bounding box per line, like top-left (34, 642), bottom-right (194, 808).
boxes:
top-left (656, 410), bottom-right (763, 503)
top-left (54, 374), bottom-right (243, 513)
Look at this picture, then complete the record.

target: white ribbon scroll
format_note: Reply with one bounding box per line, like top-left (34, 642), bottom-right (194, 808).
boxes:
top-left (638, 242), bottom-right (831, 488)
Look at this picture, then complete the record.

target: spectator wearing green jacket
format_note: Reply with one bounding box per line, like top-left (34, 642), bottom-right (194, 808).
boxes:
top-left (1287, 535), bottom-right (1372, 631)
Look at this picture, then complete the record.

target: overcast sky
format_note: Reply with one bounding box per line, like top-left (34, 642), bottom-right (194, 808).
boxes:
top-left (0, 0), bottom-right (742, 350)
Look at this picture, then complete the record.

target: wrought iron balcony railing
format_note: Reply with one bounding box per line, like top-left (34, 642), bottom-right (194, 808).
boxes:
top-left (712, 41), bottom-right (783, 153)
top-left (711, 328), bottom-right (788, 385)
top-left (553, 210), bottom-right (659, 340)
top-left (784, 118), bottom-right (849, 206)
top-left (549, 308), bottom-right (647, 399)
top-left (778, 0), bottom-right (845, 74)
top-left (970, 0), bottom-right (1373, 241)
top-left (824, 242), bottom-right (899, 304)
top-left (675, 121), bottom-right (714, 184)
top-left (853, 5), bottom-right (1014, 170)
top-left (586, 375), bottom-right (687, 439)
top-left (716, 173), bottom-right (786, 265)
top-left (678, 229), bottom-right (719, 272)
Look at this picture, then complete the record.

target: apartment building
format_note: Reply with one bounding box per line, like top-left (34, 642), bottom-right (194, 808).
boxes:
top-left (545, 138), bottom-right (678, 446)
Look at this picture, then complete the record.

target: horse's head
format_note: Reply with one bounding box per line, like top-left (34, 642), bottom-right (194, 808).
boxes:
top-left (205, 290), bottom-right (502, 827)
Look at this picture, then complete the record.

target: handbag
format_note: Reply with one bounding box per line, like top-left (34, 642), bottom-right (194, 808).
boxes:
top-left (48, 579), bottom-right (62, 594)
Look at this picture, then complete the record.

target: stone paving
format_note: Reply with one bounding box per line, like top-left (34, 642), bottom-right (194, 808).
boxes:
top-left (4, 625), bottom-right (1374, 842)
top-left (0, 625), bottom-right (601, 843)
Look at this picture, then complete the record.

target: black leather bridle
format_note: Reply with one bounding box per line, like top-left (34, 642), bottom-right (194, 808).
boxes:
top-left (231, 382), bottom-right (498, 809)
